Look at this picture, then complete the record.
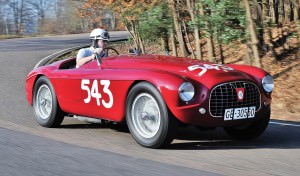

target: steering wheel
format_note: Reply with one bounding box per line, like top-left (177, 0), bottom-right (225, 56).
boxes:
top-left (103, 47), bottom-right (119, 56)
top-left (95, 47), bottom-right (119, 65)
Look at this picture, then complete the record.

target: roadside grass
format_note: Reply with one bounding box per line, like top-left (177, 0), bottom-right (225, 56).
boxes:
top-left (0, 35), bottom-right (21, 39)
top-left (0, 34), bottom-right (44, 40)
top-left (0, 33), bottom-right (67, 40)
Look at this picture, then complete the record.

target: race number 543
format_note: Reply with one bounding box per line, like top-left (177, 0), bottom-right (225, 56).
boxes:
top-left (81, 79), bottom-right (113, 108)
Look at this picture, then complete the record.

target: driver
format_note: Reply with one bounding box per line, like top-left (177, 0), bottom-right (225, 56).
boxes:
top-left (76, 28), bottom-right (109, 68)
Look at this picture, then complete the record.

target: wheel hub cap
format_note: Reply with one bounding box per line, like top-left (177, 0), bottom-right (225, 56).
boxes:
top-left (132, 93), bottom-right (161, 138)
top-left (35, 84), bottom-right (52, 120)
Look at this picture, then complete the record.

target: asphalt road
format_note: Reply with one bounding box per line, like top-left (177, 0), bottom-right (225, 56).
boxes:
top-left (0, 32), bottom-right (300, 176)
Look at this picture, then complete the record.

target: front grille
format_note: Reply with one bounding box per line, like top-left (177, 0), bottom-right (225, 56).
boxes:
top-left (209, 81), bottom-right (261, 117)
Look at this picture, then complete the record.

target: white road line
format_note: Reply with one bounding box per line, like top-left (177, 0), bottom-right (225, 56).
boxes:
top-left (269, 121), bottom-right (300, 127)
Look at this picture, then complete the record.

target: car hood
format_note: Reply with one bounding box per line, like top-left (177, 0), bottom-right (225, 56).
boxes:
top-left (104, 55), bottom-right (256, 88)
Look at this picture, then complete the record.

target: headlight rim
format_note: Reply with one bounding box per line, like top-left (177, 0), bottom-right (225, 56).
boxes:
top-left (262, 75), bottom-right (274, 93)
top-left (178, 82), bottom-right (195, 102)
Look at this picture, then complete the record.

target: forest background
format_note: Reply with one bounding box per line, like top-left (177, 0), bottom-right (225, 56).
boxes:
top-left (0, 0), bottom-right (299, 121)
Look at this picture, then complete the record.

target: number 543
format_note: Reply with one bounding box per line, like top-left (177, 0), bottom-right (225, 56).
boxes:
top-left (81, 79), bottom-right (114, 108)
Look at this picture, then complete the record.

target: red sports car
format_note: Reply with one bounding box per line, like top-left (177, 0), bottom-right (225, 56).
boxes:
top-left (26, 48), bottom-right (274, 148)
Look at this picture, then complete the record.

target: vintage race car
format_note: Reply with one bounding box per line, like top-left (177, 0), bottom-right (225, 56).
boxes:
top-left (26, 47), bottom-right (274, 148)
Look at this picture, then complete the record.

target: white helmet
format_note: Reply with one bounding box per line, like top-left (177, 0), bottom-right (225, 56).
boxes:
top-left (89, 28), bottom-right (109, 41)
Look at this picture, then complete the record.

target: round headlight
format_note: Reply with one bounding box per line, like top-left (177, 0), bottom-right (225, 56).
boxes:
top-left (179, 82), bottom-right (195, 102)
top-left (262, 75), bottom-right (274, 93)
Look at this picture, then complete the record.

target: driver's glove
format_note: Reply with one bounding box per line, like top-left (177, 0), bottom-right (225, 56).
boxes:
top-left (93, 48), bottom-right (103, 55)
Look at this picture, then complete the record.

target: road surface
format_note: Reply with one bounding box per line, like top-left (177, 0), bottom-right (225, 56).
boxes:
top-left (0, 32), bottom-right (299, 176)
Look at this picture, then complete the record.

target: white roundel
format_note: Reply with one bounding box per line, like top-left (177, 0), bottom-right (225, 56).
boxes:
top-left (238, 91), bottom-right (244, 99)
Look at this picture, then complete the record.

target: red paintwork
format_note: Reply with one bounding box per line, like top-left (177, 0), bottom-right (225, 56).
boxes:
top-left (26, 54), bottom-right (272, 127)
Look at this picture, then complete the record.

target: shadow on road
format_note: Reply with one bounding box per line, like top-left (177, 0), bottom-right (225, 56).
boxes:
top-left (59, 118), bottom-right (300, 150)
top-left (168, 120), bottom-right (300, 150)
top-left (60, 120), bottom-right (130, 133)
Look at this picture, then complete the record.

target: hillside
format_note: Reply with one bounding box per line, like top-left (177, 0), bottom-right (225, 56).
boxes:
top-left (222, 24), bottom-right (300, 122)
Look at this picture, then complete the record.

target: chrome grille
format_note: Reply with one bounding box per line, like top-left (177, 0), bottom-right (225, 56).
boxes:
top-left (209, 81), bottom-right (261, 117)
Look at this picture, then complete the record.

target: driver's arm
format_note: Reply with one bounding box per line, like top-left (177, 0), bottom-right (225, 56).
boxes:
top-left (76, 48), bottom-right (104, 68)
top-left (76, 54), bottom-right (95, 68)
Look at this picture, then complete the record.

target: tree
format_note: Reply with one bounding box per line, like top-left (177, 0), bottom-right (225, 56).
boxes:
top-left (198, 2), bottom-right (215, 62)
top-left (138, 3), bottom-right (173, 53)
top-left (195, 0), bottom-right (246, 63)
top-left (8, 0), bottom-right (34, 35)
top-left (186, 0), bottom-right (202, 60)
top-left (0, 0), bottom-right (9, 35)
top-left (168, 0), bottom-right (189, 57)
top-left (27, 0), bottom-right (54, 34)
top-left (244, 0), bottom-right (261, 67)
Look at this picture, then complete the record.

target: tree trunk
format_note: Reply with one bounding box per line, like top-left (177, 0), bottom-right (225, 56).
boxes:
top-left (262, 0), bottom-right (268, 48)
top-left (5, 18), bottom-right (9, 35)
top-left (273, 0), bottom-right (280, 24)
top-left (111, 12), bottom-right (116, 30)
top-left (199, 4), bottom-right (215, 62)
top-left (290, 0), bottom-right (300, 43)
top-left (284, 0), bottom-right (291, 24)
top-left (124, 20), bottom-right (139, 51)
top-left (269, 0), bottom-right (276, 23)
top-left (256, 0), bottom-right (265, 50)
top-left (267, 23), bottom-right (278, 62)
top-left (131, 20), bottom-right (145, 53)
top-left (168, 0), bottom-right (189, 57)
top-left (182, 21), bottom-right (195, 59)
top-left (160, 29), bottom-right (170, 55)
top-left (244, 0), bottom-right (262, 68)
top-left (207, 26), bottom-right (216, 62)
top-left (265, 0), bottom-right (278, 61)
top-left (217, 30), bottom-right (224, 64)
top-left (278, 0), bottom-right (284, 24)
top-left (245, 40), bottom-right (253, 65)
top-left (187, 0), bottom-right (202, 60)
top-left (170, 28), bottom-right (177, 56)
top-left (291, 0), bottom-right (299, 20)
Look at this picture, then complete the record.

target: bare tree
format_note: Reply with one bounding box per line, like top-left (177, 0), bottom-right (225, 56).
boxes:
top-left (7, 0), bottom-right (34, 35)
top-left (0, 0), bottom-right (9, 35)
top-left (27, 0), bottom-right (54, 34)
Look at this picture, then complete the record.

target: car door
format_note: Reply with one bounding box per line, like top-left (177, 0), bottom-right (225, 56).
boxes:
top-left (71, 59), bottom-right (133, 122)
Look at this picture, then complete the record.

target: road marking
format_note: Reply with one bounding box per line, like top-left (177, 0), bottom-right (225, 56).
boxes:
top-left (269, 121), bottom-right (300, 127)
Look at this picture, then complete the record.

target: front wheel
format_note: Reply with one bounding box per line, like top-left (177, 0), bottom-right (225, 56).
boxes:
top-left (224, 110), bottom-right (270, 140)
top-left (126, 82), bottom-right (177, 148)
top-left (33, 76), bottom-right (64, 127)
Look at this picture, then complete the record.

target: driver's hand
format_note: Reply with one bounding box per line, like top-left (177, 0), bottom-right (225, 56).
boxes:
top-left (93, 48), bottom-right (103, 55)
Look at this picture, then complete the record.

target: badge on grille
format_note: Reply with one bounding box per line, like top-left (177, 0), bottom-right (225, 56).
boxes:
top-left (235, 88), bottom-right (245, 101)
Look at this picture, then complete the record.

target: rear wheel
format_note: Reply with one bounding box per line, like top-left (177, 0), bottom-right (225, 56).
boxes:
top-left (224, 109), bottom-right (270, 140)
top-left (33, 76), bottom-right (64, 127)
top-left (126, 82), bottom-right (177, 148)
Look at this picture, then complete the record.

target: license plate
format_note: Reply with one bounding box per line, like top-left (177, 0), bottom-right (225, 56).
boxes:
top-left (224, 106), bottom-right (256, 121)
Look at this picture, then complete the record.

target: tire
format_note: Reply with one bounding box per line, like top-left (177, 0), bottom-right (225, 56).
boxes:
top-left (33, 76), bottom-right (64, 128)
top-left (126, 82), bottom-right (177, 148)
top-left (224, 109), bottom-right (270, 140)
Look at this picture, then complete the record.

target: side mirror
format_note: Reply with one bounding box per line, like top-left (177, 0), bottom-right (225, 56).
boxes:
top-left (128, 48), bottom-right (141, 55)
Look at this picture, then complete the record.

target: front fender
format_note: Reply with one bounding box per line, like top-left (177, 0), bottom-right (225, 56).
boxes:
top-left (226, 64), bottom-right (269, 80)
top-left (125, 70), bottom-right (192, 123)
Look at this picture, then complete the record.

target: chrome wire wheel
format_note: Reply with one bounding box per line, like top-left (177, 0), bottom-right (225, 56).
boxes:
top-left (35, 84), bottom-right (53, 120)
top-left (33, 76), bottom-right (64, 128)
top-left (126, 82), bottom-right (178, 148)
top-left (131, 93), bottom-right (161, 139)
